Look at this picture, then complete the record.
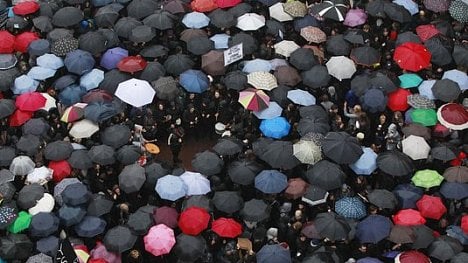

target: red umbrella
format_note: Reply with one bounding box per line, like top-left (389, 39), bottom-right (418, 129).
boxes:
top-left (49, 160), bottom-right (72, 183)
top-left (14, 32), bottom-right (40, 53)
top-left (82, 89), bottom-right (113, 103)
top-left (211, 218), bottom-right (243, 238)
top-left (178, 207), bottom-right (210, 235)
top-left (15, 92), bottom-right (46, 112)
top-left (393, 209), bottom-right (426, 226)
top-left (285, 178), bottom-right (309, 199)
top-left (191, 0), bottom-right (218, 12)
top-left (9, 109), bottom-right (33, 127)
top-left (153, 206), bottom-right (179, 229)
top-left (395, 250), bottom-right (431, 263)
top-left (461, 215), bottom-right (468, 234)
top-left (432, 123), bottom-right (450, 137)
top-left (416, 195), bottom-right (447, 220)
top-left (387, 88), bottom-right (411, 112)
top-left (437, 103), bottom-right (468, 130)
top-left (215, 0), bottom-right (241, 8)
top-left (393, 43), bottom-right (431, 72)
top-left (13, 1), bottom-right (40, 16)
top-left (0, 31), bottom-right (16, 54)
top-left (416, 24), bottom-right (440, 42)
top-left (117, 56), bottom-right (147, 74)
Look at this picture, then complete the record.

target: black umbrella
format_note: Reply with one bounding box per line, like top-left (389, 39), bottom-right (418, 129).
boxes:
top-left (425, 36), bottom-right (453, 66)
top-left (322, 132), bottom-right (363, 164)
top-left (58, 205), bottom-right (86, 227)
top-left (44, 141), bottom-right (73, 161)
top-left (350, 46), bottom-right (381, 66)
top-left (213, 191), bottom-right (244, 214)
top-left (114, 17), bottom-right (142, 39)
top-left (78, 31), bottom-right (107, 55)
top-left (116, 145), bottom-right (141, 165)
top-left (88, 145), bottom-right (115, 165)
top-left (259, 140), bottom-right (300, 170)
top-left (368, 189), bottom-right (398, 210)
top-left (228, 32), bottom-right (258, 55)
top-left (0, 205), bottom-right (16, 230)
top-left (52, 7), bottom-right (84, 27)
top-left (163, 0), bottom-right (188, 14)
top-left (164, 54), bottom-right (195, 76)
top-left (388, 225), bottom-right (414, 244)
top-left (384, 2), bottom-right (412, 23)
top-left (0, 68), bottom-right (19, 92)
top-left (140, 45), bottom-right (170, 59)
top-left (17, 184), bottom-right (45, 210)
top-left (102, 125), bottom-right (131, 149)
top-left (412, 225), bottom-right (435, 249)
top-left (432, 79), bottom-right (461, 102)
top-left (241, 199), bottom-right (270, 222)
top-left (23, 118), bottom-right (50, 137)
top-left (396, 32), bottom-right (421, 46)
top-left (68, 150), bottom-right (93, 170)
top-left (377, 150), bottom-right (414, 176)
top-left (451, 252), bottom-right (468, 263)
top-left (99, 69), bottom-right (131, 94)
top-left (15, 134), bottom-right (40, 156)
top-left (32, 16), bottom-right (53, 33)
top-left (98, 28), bottom-right (120, 48)
top-left (343, 29), bottom-right (365, 44)
top-left (431, 145), bottom-right (457, 161)
top-left (440, 182), bottom-right (468, 200)
top-left (326, 34), bottom-right (351, 56)
top-left (0, 146), bottom-right (15, 167)
top-left (453, 43), bottom-right (468, 68)
top-left (306, 160), bottom-right (345, 191)
top-left (180, 29), bottom-right (208, 43)
top-left (302, 185), bottom-right (329, 206)
top-left (369, 71), bottom-right (399, 94)
top-left (366, 0), bottom-right (386, 17)
top-left (143, 10), bottom-right (176, 30)
top-left (127, 0), bottom-right (157, 19)
top-left (127, 211), bottom-right (153, 235)
top-left (402, 123), bottom-right (432, 141)
top-left (350, 74), bottom-right (371, 97)
top-left (209, 9), bottom-right (236, 29)
top-left (174, 234), bottom-right (206, 262)
top-left (0, 234), bottom-right (33, 260)
top-left (61, 182), bottom-right (90, 206)
top-left (140, 62), bottom-right (166, 82)
top-left (182, 195), bottom-right (213, 212)
top-left (129, 25), bottom-right (156, 43)
top-left (87, 194), bottom-right (114, 217)
top-left (30, 212), bottom-right (59, 237)
top-left (104, 225), bottom-right (137, 253)
top-left (119, 164), bottom-right (146, 194)
top-left (265, 19), bottom-right (286, 37)
top-left (95, 4), bottom-right (122, 28)
top-left (309, 0), bottom-right (348, 22)
top-left (314, 212), bottom-right (351, 241)
top-left (290, 48), bottom-right (318, 71)
top-left (187, 36), bottom-right (214, 55)
top-left (301, 65), bottom-right (330, 89)
top-left (0, 169), bottom-right (14, 185)
top-left (213, 138), bottom-right (243, 156)
top-left (428, 236), bottom-right (463, 261)
top-left (228, 159), bottom-right (262, 185)
top-left (152, 76), bottom-right (179, 101)
top-left (361, 88), bottom-right (387, 113)
top-left (36, 236), bottom-right (59, 257)
top-left (228, 2), bottom-right (252, 17)
top-left (268, 84), bottom-right (291, 108)
top-left (0, 183), bottom-right (16, 202)
top-left (84, 102), bottom-right (119, 123)
top-left (300, 105), bottom-right (328, 120)
top-left (75, 216), bottom-right (107, 237)
top-left (222, 70), bottom-right (247, 91)
top-left (393, 184), bottom-right (423, 209)
top-left (53, 75), bottom-right (77, 90)
top-left (145, 162), bottom-right (169, 190)
top-left (51, 37), bottom-right (79, 57)
top-left (192, 150), bottom-right (224, 176)
top-left (28, 39), bottom-right (51, 56)
top-left (6, 16), bottom-right (30, 31)
top-left (302, 252), bottom-right (335, 263)
top-left (297, 116), bottom-right (330, 136)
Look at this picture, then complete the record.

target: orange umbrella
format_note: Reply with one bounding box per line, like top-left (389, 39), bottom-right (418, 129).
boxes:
top-left (191, 0), bottom-right (218, 12)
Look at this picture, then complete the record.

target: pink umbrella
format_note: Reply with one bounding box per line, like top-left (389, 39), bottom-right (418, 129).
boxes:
top-left (90, 242), bottom-right (121, 263)
top-left (343, 8), bottom-right (367, 27)
top-left (144, 224), bottom-right (176, 257)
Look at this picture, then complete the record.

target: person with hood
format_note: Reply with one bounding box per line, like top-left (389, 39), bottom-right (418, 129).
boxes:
top-left (385, 123), bottom-right (401, 151)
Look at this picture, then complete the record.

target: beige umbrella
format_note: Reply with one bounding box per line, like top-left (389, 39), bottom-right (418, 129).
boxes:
top-left (402, 135), bottom-right (431, 160)
top-left (326, 56), bottom-right (356, 81)
top-left (69, 119), bottom-right (99, 139)
top-left (269, 3), bottom-right (294, 22)
top-left (300, 26), bottom-right (327, 43)
top-left (273, 40), bottom-right (300, 58)
top-left (293, 140), bottom-right (322, 165)
top-left (283, 1), bottom-right (308, 18)
top-left (247, 71), bottom-right (278, 91)
top-left (236, 13), bottom-right (265, 31)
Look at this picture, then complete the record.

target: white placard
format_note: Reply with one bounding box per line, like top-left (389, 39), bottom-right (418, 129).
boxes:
top-left (224, 43), bottom-right (243, 66)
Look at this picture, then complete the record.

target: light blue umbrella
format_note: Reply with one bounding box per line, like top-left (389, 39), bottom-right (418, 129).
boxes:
top-left (242, 59), bottom-right (272, 73)
top-left (210, 34), bottom-right (229, 49)
top-left (335, 197), bottom-right (367, 219)
top-left (399, 73), bottom-right (423, 88)
top-left (253, 101), bottom-right (282, 119)
top-left (259, 116), bottom-right (290, 139)
top-left (179, 69), bottom-right (209, 93)
top-left (80, 69), bottom-right (104, 91)
top-left (257, 244), bottom-right (291, 263)
top-left (393, 0), bottom-right (419, 15)
top-left (349, 147), bottom-right (377, 175)
top-left (36, 54), bottom-right (64, 70)
top-left (287, 89), bottom-right (316, 106)
top-left (59, 84), bottom-right (87, 106)
top-left (155, 175), bottom-right (187, 201)
top-left (254, 170), bottom-right (288, 194)
top-left (442, 69), bottom-right (468, 90)
top-left (64, 49), bottom-right (95, 75)
top-left (27, 67), bottom-right (56, 80)
top-left (417, 80), bottom-right (436, 100)
top-left (12, 75), bottom-right (39, 94)
top-left (182, 12), bottom-right (210, 29)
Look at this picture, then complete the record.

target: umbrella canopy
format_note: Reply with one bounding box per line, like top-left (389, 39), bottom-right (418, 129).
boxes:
top-left (144, 224), bottom-right (175, 257)
top-left (411, 108), bottom-right (437, 127)
top-left (432, 79), bottom-right (461, 102)
top-left (211, 217), bottom-right (242, 238)
top-left (440, 182), bottom-right (468, 200)
top-left (322, 132), bottom-right (363, 164)
top-left (306, 160), bottom-right (345, 191)
top-left (178, 207), bottom-right (210, 235)
top-left (407, 94), bottom-right (435, 109)
top-left (356, 215), bottom-right (393, 244)
top-left (64, 49), bottom-right (95, 75)
top-left (273, 40), bottom-right (300, 58)
top-left (254, 170), bottom-right (287, 194)
top-left (326, 56), bottom-right (356, 81)
top-left (212, 191), bottom-right (244, 214)
top-left (179, 69), bottom-right (209, 94)
top-left (314, 212), bottom-right (351, 241)
top-left (52, 7), bottom-right (83, 27)
top-left (180, 171), bottom-right (210, 196)
top-left (241, 199), bottom-right (270, 222)
top-left (0, 146), bottom-right (15, 167)
top-left (247, 71), bottom-right (277, 91)
top-left (428, 235), bottom-right (464, 261)
top-left (127, 211), bottom-right (153, 235)
top-left (10, 155), bottom-right (36, 176)
top-left (88, 145), bottom-right (115, 165)
top-left (0, 234), bottom-right (33, 260)
top-left (103, 225), bottom-right (137, 253)
top-left (368, 189), bottom-right (398, 209)
top-left (437, 103), bottom-right (468, 130)
top-left (350, 147), bottom-right (378, 175)
top-left (228, 159), bottom-right (262, 185)
top-left (335, 197), bottom-right (366, 220)
top-left (69, 119), bottom-right (99, 139)
top-left (443, 166), bottom-right (468, 183)
top-left (115, 78), bottom-right (154, 107)
top-left (44, 141), bottom-right (73, 161)
top-left (75, 216), bottom-right (107, 238)
top-left (310, 0), bottom-right (349, 21)
top-left (412, 169), bottom-right (444, 188)
top-left (300, 26), bottom-right (326, 43)
top-left (442, 69), bottom-right (468, 90)
top-left (259, 117), bottom-right (290, 139)
top-left (416, 195), bottom-right (447, 220)
top-left (87, 194), bottom-right (114, 217)
top-left (191, 151), bottom-right (224, 176)
top-left (377, 150), bottom-right (414, 176)
top-left (237, 13), bottom-right (265, 31)
top-left (155, 175), bottom-right (187, 201)
top-left (402, 135), bottom-right (431, 160)
top-left (257, 244), bottom-right (292, 263)
top-left (351, 46), bottom-right (381, 66)
top-left (257, 140), bottom-right (300, 170)
top-left (293, 140), bottom-right (322, 165)
top-left (153, 206), bottom-right (178, 229)
top-left (61, 182), bottom-right (90, 206)
top-left (58, 205), bottom-right (86, 227)
top-left (393, 209), bottom-right (426, 226)
top-left (344, 8), bottom-right (367, 27)
top-left (164, 54), bottom-right (195, 76)
top-left (29, 212), bottom-right (59, 237)
top-left (393, 43), bottom-right (431, 72)
top-left (173, 234), bottom-right (206, 262)
top-left (361, 88), bottom-right (387, 113)
top-left (212, 138), bottom-right (244, 156)
top-left (118, 164), bottom-right (145, 194)
top-left (182, 12), bottom-right (210, 28)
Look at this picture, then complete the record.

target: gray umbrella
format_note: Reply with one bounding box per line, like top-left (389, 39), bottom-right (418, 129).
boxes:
top-left (306, 160), bottom-right (345, 190)
top-left (143, 10), bottom-right (176, 30)
top-left (30, 212), bottom-right (59, 237)
top-left (453, 43), bottom-right (468, 68)
top-left (28, 39), bottom-right (51, 57)
top-left (265, 19), bottom-right (285, 37)
top-left (222, 70), bottom-right (247, 91)
top-left (164, 54), bottom-right (195, 76)
top-left (0, 68), bottom-right (19, 92)
top-left (350, 74), bottom-right (371, 96)
top-left (396, 31), bottom-right (421, 46)
top-left (425, 36), bottom-right (453, 66)
top-left (64, 49), bottom-right (95, 75)
top-left (302, 65), bottom-right (330, 89)
top-left (384, 2), bottom-right (411, 23)
top-left (432, 79), bottom-right (461, 102)
top-left (290, 48), bottom-right (319, 71)
top-left (0, 169), bottom-right (14, 185)
top-left (98, 28), bottom-right (120, 48)
top-left (180, 29), bottom-right (208, 43)
top-left (87, 194), bottom-right (114, 217)
top-left (377, 150), bottom-right (414, 176)
top-left (241, 199), bottom-right (270, 222)
top-left (152, 76), bottom-right (179, 100)
top-left (428, 236), bottom-right (463, 261)
top-left (58, 205), bottom-right (86, 227)
top-left (95, 4), bottom-right (121, 28)
top-left (326, 34), bottom-right (351, 56)
top-left (297, 116), bottom-right (330, 136)
top-left (213, 138), bottom-right (243, 156)
top-left (213, 191), bottom-right (244, 214)
top-left (44, 141), bottom-right (73, 161)
top-left (228, 32), bottom-right (258, 55)
top-left (187, 36), bottom-right (214, 55)
top-left (209, 9), bottom-right (236, 29)
top-left (140, 62), bottom-right (166, 82)
top-left (127, 211), bottom-right (153, 235)
top-left (366, 0), bottom-right (386, 17)
top-left (102, 125), bottom-right (131, 148)
top-left (99, 69), bottom-right (131, 94)
top-left (361, 88), bottom-right (387, 113)
top-left (228, 159), bottom-right (262, 185)
top-left (61, 182), bottom-right (90, 206)
top-left (52, 7), bottom-right (84, 27)
top-left (431, 145), bottom-right (457, 161)
top-left (0, 234), bottom-right (33, 260)
top-left (68, 150), bottom-right (93, 170)
top-left (0, 146), bottom-right (15, 167)
top-left (163, 0), bottom-right (188, 14)
top-left (344, 29), bottom-right (365, 45)
top-left (127, 0), bottom-right (157, 19)
top-left (314, 212), bottom-right (351, 241)
top-left (129, 25), bottom-right (156, 43)
top-left (174, 234), bottom-right (206, 262)
top-left (16, 134), bottom-right (41, 156)
top-left (144, 162), bottom-right (169, 190)
top-left (322, 132), bottom-right (363, 164)
top-left (17, 184), bottom-right (45, 210)
top-left (302, 185), bottom-right (328, 206)
top-left (368, 189), bottom-right (398, 209)
top-left (116, 145), bottom-right (141, 165)
top-left (182, 195), bottom-right (213, 212)
top-left (370, 71), bottom-right (398, 94)
top-left (412, 225), bottom-right (435, 249)
top-left (140, 45), bottom-right (169, 59)
top-left (119, 164), bottom-right (146, 194)
top-left (79, 31), bottom-right (107, 55)
top-left (47, 28), bottom-right (74, 42)
top-left (33, 16), bottom-right (53, 33)
top-left (104, 225), bottom-right (137, 253)
top-left (192, 150), bottom-right (224, 176)
top-left (259, 140), bottom-right (300, 170)
top-left (36, 236), bottom-right (59, 257)
top-left (451, 252), bottom-right (468, 263)
top-left (27, 253), bottom-right (53, 263)
top-left (114, 17), bottom-right (142, 39)
top-left (351, 46), bottom-right (381, 66)
top-left (228, 2), bottom-right (252, 17)
top-left (75, 216), bottom-right (107, 237)
top-left (0, 54), bottom-right (18, 70)
top-left (0, 183), bottom-right (16, 202)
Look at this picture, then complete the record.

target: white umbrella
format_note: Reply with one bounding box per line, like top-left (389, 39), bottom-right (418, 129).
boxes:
top-left (69, 119), bottom-right (99, 139)
top-left (253, 101), bottom-right (283, 119)
top-left (273, 40), bottom-right (300, 58)
top-left (115, 78), bottom-right (155, 107)
top-left (269, 58), bottom-right (289, 70)
top-left (269, 3), bottom-right (294, 22)
top-left (236, 13), bottom-right (266, 31)
top-left (40, 93), bottom-right (57, 111)
top-left (26, 166), bottom-right (53, 185)
top-left (9, 155), bottom-right (35, 176)
top-left (28, 193), bottom-right (55, 216)
top-left (326, 56), bottom-right (356, 81)
top-left (287, 89), bottom-right (316, 106)
top-left (402, 135), bottom-right (431, 160)
top-left (180, 171), bottom-right (211, 196)
top-left (293, 140), bottom-right (322, 165)
top-left (247, 71), bottom-right (278, 91)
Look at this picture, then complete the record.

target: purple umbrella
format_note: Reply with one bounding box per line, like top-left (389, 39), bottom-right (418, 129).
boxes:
top-left (343, 8), bottom-right (367, 27)
top-left (100, 47), bottom-right (128, 70)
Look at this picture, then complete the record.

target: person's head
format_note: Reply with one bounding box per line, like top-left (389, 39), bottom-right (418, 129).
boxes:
top-left (189, 93), bottom-right (195, 99)
top-left (189, 106), bottom-right (195, 113)
top-left (129, 249), bottom-right (140, 259)
top-left (119, 202), bottom-right (129, 213)
top-left (379, 114), bottom-right (387, 124)
top-left (214, 90), bottom-right (221, 99)
top-left (353, 104), bottom-right (362, 113)
top-left (175, 118), bottom-right (182, 126)
top-left (294, 209), bottom-right (302, 220)
top-left (363, 24), bottom-right (370, 32)
top-left (158, 103), bottom-right (164, 110)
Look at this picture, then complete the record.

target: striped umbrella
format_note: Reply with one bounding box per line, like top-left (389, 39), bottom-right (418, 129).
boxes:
top-left (310, 0), bottom-right (349, 22)
top-left (60, 103), bottom-right (87, 123)
top-left (247, 71), bottom-right (278, 91)
top-left (239, 88), bottom-right (270, 111)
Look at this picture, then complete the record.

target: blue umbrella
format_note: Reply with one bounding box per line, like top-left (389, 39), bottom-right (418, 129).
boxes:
top-left (287, 89), bottom-right (316, 106)
top-left (30, 212), bottom-right (59, 238)
top-left (393, 183), bottom-right (423, 209)
top-left (59, 84), bottom-right (86, 106)
top-left (256, 244), bottom-right (291, 263)
top-left (357, 258), bottom-right (383, 263)
top-left (36, 236), bottom-right (59, 257)
top-left (64, 49), bottom-right (95, 75)
top-left (253, 101), bottom-right (283, 119)
top-left (36, 54), bottom-right (64, 70)
top-left (417, 80), bottom-right (436, 100)
top-left (335, 197), bottom-right (367, 220)
top-left (294, 15), bottom-right (320, 32)
top-left (179, 69), bottom-right (209, 93)
top-left (393, 0), bottom-right (419, 15)
top-left (80, 69), bottom-right (104, 91)
top-left (356, 215), bottom-right (393, 244)
top-left (28, 39), bottom-right (50, 56)
top-left (242, 59), bottom-right (272, 73)
top-left (349, 147), bottom-right (378, 175)
top-left (254, 170), bottom-right (288, 194)
top-left (446, 225), bottom-right (468, 245)
top-left (155, 175), bottom-right (187, 201)
top-left (84, 102), bottom-right (118, 123)
top-left (259, 117), bottom-right (290, 139)
top-left (12, 75), bottom-right (39, 94)
top-left (210, 34), bottom-right (230, 49)
top-left (74, 216), bottom-right (107, 238)
top-left (440, 182), bottom-right (468, 200)
top-left (361, 88), bottom-right (387, 113)
top-left (27, 67), bottom-right (56, 81)
top-left (100, 47), bottom-right (128, 70)
top-left (57, 205), bottom-right (86, 227)
top-left (182, 12), bottom-right (210, 29)
top-left (92, 0), bottom-right (114, 7)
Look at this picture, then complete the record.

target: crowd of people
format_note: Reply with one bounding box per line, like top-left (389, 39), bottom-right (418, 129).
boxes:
top-left (0, 0), bottom-right (467, 262)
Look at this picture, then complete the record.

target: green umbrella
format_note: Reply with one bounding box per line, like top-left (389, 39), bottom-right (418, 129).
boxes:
top-left (8, 211), bottom-right (31, 234)
top-left (398, 73), bottom-right (423, 88)
top-left (412, 169), bottom-right (444, 189)
top-left (411, 109), bottom-right (437, 126)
